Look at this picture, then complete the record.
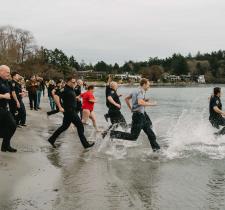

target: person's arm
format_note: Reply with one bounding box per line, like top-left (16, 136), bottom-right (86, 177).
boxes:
top-left (138, 98), bottom-right (157, 106)
top-left (107, 96), bottom-right (121, 109)
top-left (11, 91), bottom-right (20, 108)
top-left (0, 93), bottom-right (10, 99)
top-left (213, 106), bottom-right (225, 116)
top-left (53, 95), bottom-right (64, 112)
top-left (125, 95), bottom-right (132, 111)
top-left (106, 75), bottom-right (112, 86)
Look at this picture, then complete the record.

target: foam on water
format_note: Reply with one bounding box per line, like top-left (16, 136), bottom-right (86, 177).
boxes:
top-left (163, 107), bottom-right (225, 160)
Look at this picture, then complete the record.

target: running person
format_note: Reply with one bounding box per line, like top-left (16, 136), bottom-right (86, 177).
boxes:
top-left (110, 78), bottom-right (160, 152)
top-left (209, 87), bottom-right (225, 135)
top-left (80, 85), bottom-right (99, 131)
top-left (47, 76), bottom-right (94, 149)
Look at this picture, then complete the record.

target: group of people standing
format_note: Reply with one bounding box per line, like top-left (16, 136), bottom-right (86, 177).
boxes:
top-left (1, 64), bottom-right (225, 154)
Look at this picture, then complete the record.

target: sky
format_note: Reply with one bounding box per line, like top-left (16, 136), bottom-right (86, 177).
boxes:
top-left (0, 0), bottom-right (225, 64)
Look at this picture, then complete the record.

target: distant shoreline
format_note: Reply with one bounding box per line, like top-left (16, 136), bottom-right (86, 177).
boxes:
top-left (87, 81), bottom-right (223, 88)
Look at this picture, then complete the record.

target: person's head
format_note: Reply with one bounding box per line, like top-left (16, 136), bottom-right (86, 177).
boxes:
top-left (110, 81), bottom-right (118, 91)
top-left (140, 78), bottom-right (150, 91)
top-left (11, 71), bottom-right (21, 81)
top-left (30, 75), bottom-right (36, 81)
top-left (77, 79), bottom-right (83, 87)
top-left (87, 85), bottom-right (95, 92)
top-left (214, 87), bottom-right (221, 97)
top-left (66, 76), bottom-right (76, 88)
top-left (0, 65), bottom-right (11, 80)
top-left (56, 79), bottom-right (62, 87)
top-left (49, 80), bottom-right (55, 86)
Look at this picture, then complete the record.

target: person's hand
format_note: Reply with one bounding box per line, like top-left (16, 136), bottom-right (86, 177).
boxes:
top-left (59, 107), bottom-right (64, 113)
top-left (149, 101), bottom-right (157, 106)
top-left (1, 93), bottom-right (10, 99)
top-left (116, 103), bottom-right (121, 109)
top-left (16, 101), bottom-right (20, 108)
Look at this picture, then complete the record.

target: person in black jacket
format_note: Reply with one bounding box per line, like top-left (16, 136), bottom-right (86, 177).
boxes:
top-left (47, 76), bottom-right (94, 149)
top-left (0, 65), bottom-right (17, 152)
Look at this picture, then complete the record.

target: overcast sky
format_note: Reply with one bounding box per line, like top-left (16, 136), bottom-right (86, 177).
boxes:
top-left (0, 0), bottom-right (225, 64)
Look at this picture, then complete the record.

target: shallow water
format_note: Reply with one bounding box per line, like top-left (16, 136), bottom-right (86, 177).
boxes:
top-left (46, 86), bottom-right (225, 210)
top-left (2, 86), bottom-right (225, 210)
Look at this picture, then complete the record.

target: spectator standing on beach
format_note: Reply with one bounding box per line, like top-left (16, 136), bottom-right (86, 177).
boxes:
top-left (47, 80), bottom-right (56, 111)
top-left (74, 79), bottom-right (83, 118)
top-left (0, 65), bottom-right (17, 152)
top-left (26, 75), bottom-right (38, 110)
top-left (36, 75), bottom-right (43, 109)
top-left (10, 72), bottom-right (27, 127)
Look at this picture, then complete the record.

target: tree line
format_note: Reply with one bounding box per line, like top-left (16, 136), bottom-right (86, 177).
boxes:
top-left (0, 25), bottom-right (225, 82)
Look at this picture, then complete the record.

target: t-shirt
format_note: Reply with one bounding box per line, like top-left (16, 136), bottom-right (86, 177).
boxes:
top-left (131, 88), bottom-right (146, 114)
top-left (106, 88), bottom-right (121, 111)
top-left (57, 85), bottom-right (77, 112)
top-left (81, 91), bottom-right (95, 111)
top-left (209, 95), bottom-right (222, 120)
top-left (11, 80), bottom-right (22, 100)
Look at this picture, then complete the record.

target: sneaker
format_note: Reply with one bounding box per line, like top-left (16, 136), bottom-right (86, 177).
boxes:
top-left (104, 114), bottom-right (108, 122)
top-left (17, 125), bottom-right (22, 128)
top-left (48, 139), bottom-right (56, 148)
top-left (84, 142), bottom-right (95, 149)
top-left (21, 124), bottom-right (27, 127)
top-left (101, 131), bottom-right (107, 139)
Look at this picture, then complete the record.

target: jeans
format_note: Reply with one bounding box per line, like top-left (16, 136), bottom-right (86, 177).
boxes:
top-left (49, 97), bottom-right (56, 111)
top-left (36, 90), bottom-right (42, 108)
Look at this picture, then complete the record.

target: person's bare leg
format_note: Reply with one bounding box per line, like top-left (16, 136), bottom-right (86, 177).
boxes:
top-left (89, 111), bottom-right (100, 131)
top-left (82, 109), bottom-right (90, 124)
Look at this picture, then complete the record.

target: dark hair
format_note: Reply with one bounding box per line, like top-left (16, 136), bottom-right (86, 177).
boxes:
top-left (66, 76), bottom-right (76, 82)
top-left (214, 87), bottom-right (221, 95)
top-left (140, 78), bottom-right (149, 86)
top-left (56, 79), bottom-right (62, 85)
top-left (87, 85), bottom-right (94, 90)
top-left (11, 71), bottom-right (19, 78)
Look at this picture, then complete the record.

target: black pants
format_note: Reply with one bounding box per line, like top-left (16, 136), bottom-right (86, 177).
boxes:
top-left (47, 108), bottom-right (59, 116)
top-left (0, 109), bottom-right (17, 149)
top-left (209, 116), bottom-right (225, 135)
top-left (17, 100), bottom-right (26, 125)
top-left (28, 92), bottom-right (37, 109)
top-left (76, 102), bottom-right (82, 118)
top-left (48, 111), bottom-right (90, 148)
top-left (104, 110), bottom-right (128, 134)
top-left (110, 112), bottom-right (160, 150)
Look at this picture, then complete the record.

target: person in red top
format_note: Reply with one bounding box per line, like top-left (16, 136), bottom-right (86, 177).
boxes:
top-left (80, 85), bottom-right (99, 131)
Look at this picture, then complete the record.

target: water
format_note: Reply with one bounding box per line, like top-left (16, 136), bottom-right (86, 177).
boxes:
top-left (41, 86), bottom-right (225, 209)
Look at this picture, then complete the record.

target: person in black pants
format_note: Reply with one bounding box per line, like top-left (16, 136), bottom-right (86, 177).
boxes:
top-left (102, 81), bottom-right (127, 138)
top-left (0, 65), bottom-right (17, 152)
top-left (209, 87), bottom-right (225, 135)
top-left (47, 80), bottom-right (62, 116)
top-left (74, 79), bottom-right (83, 118)
top-left (47, 76), bottom-right (94, 149)
top-left (26, 76), bottom-right (38, 110)
top-left (110, 78), bottom-right (160, 152)
top-left (10, 72), bottom-right (26, 126)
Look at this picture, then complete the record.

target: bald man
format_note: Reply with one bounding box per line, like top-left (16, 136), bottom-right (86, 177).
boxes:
top-left (0, 65), bottom-right (17, 152)
top-left (102, 81), bottom-right (128, 138)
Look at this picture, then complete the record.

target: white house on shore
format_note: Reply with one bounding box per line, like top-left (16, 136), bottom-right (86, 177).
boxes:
top-left (197, 75), bottom-right (206, 83)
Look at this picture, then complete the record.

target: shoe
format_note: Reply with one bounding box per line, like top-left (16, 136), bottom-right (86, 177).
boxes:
top-left (84, 142), bottom-right (95, 149)
top-left (153, 148), bottom-right (160, 153)
top-left (30, 108), bottom-right (33, 110)
top-left (21, 124), bottom-right (27, 127)
top-left (34, 108), bottom-right (38, 111)
top-left (17, 125), bottom-right (22, 128)
top-left (104, 114), bottom-right (108, 122)
top-left (1, 147), bottom-right (17, 152)
top-left (38, 107), bottom-right (41, 110)
top-left (48, 139), bottom-right (56, 148)
top-left (101, 131), bottom-right (107, 139)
